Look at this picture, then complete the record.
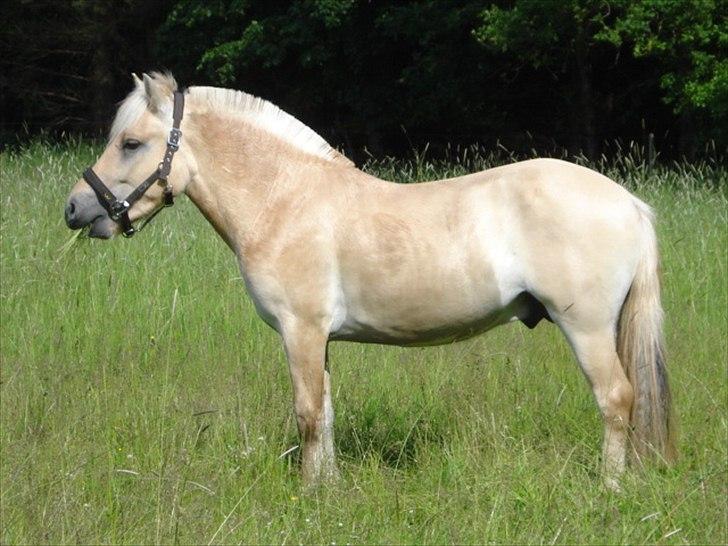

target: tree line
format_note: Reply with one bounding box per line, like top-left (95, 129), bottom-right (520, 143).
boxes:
top-left (2, 0), bottom-right (725, 160)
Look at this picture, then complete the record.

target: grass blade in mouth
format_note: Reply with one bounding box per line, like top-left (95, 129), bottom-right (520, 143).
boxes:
top-left (56, 227), bottom-right (88, 260)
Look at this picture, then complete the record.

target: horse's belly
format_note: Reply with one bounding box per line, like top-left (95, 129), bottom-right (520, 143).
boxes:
top-left (329, 307), bottom-right (514, 346)
top-left (332, 229), bottom-right (520, 344)
top-left (330, 269), bottom-right (517, 346)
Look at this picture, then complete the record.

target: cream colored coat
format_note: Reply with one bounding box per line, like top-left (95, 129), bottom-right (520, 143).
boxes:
top-left (66, 73), bottom-right (674, 489)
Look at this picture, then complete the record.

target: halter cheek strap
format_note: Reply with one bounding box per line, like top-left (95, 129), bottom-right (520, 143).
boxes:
top-left (82, 90), bottom-right (185, 238)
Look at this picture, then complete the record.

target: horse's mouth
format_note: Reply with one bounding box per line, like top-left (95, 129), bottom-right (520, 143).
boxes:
top-left (87, 215), bottom-right (114, 239)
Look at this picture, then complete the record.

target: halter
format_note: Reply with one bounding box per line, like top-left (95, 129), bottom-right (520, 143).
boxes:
top-left (82, 91), bottom-right (185, 238)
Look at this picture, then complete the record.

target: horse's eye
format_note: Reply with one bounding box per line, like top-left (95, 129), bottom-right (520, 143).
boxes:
top-left (123, 139), bottom-right (142, 151)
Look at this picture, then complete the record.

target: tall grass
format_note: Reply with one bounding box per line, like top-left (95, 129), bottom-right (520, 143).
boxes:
top-left (1, 140), bottom-right (726, 544)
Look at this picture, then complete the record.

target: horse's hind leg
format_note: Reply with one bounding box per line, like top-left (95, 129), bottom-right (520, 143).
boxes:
top-left (559, 324), bottom-right (634, 490)
top-left (281, 321), bottom-right (339, 486)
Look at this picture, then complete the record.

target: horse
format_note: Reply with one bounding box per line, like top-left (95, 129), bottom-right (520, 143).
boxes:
top-left (64, 72), bottom-right (675, 490)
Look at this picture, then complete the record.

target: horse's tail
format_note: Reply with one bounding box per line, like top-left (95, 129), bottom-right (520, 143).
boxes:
top-left (617, 199), bottom-right (676, 464)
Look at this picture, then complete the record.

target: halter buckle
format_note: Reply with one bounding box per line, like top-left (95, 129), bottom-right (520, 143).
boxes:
top-left (109, 200), bottom-right (130, 221)
top-left (167, 128), bottom-right (182, 150)
top-left (163, 185), bottom-right (174, 207)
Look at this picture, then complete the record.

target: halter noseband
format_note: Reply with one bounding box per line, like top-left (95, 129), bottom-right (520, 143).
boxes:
top-left (82, 91), bottom-right (185, 238)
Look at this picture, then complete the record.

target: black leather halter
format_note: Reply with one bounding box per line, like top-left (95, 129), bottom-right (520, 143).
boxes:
top-left (82, 91), bottom-right (185, 238)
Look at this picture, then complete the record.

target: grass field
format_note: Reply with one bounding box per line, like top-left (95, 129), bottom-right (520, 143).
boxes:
top-left (1, 141), bottom-right (726, 544)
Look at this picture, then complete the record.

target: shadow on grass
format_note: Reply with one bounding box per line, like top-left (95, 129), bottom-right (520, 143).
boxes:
top-left (334, 410), bottom-right (451, 469)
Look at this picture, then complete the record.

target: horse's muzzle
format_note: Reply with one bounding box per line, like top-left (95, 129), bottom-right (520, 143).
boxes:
top-left (65, 191), bottom-right (113, 237)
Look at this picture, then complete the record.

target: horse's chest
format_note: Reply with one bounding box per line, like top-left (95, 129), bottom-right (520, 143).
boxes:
top-left (239, 271), bottom-right (284, 333)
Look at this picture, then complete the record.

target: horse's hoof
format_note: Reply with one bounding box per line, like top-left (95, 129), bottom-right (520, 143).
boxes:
top-left (604, 476), bottom-right (622, 493)
top-left (302, 464), bottom-right (341, 490)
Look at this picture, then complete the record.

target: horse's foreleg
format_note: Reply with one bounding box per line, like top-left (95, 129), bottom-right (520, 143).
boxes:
top-left (281, 322), bottom-right (338, 486)
top-left (322, 367), bottom-right (337, 475)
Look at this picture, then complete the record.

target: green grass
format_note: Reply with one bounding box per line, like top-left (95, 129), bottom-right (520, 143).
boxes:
top-left (1, 140), bottom-right (726, 544)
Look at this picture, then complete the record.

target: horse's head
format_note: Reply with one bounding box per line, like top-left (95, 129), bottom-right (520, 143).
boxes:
top-left (65, 72), bottom-right (194, 238)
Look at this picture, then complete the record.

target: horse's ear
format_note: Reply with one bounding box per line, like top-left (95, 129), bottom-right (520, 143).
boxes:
top-left (142, 73), bottom-right (167, 113)
top-left (131, 72), bottom-right (143, 90)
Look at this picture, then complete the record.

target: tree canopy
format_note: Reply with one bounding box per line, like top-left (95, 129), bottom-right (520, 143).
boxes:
top-left (2, 0), bottom-right (725, 159)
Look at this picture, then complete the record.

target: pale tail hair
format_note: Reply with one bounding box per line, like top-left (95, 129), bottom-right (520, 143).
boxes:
top-left (617, 199), bottom-right (676, 463)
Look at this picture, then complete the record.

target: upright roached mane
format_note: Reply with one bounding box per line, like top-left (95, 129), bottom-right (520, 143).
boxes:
top-left (65, 72), bottom-right (675, 492)
top-left (191, 86), bottom-right (351, 165)
top-left (110, 73), bottom-right (351, 166)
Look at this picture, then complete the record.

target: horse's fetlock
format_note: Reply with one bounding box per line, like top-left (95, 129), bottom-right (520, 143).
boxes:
top-left (296, 410), bottom-right (323, 441)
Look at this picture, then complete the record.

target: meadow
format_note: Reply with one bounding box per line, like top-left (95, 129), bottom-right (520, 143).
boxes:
top-left (1, 141), bottom-right (726, 544)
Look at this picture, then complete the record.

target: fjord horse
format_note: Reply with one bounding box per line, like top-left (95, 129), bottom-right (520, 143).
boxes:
top-left (65, 73), bottom-right (674, 490)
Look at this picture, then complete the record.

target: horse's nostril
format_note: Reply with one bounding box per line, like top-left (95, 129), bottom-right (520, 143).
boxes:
top-left (65, 200), bottom-right (79, 228)
top-left (65, 202), bottom-right (75, 219)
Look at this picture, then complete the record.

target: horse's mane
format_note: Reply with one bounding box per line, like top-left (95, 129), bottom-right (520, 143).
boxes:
top-left (110, 72), bottom-right (351, 166)
top-left (191, 86), bottom-right (351, 165)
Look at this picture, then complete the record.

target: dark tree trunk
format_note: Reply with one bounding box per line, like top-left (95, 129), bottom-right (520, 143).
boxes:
top-left (678, 110), bottom-right (697, 160)
top-left (90, 48), bottom-right (114, 135)
top-left (574, 21), bottom-right (597, 159)
top-left (89, 2), bottom-right (116, 135)
top-left (574, 29), bottom-right (597, 160)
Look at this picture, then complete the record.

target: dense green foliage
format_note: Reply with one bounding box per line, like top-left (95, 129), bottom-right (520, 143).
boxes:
top-left (2, 0), bottom-right (726, 159)
top-left (1, 142), bottom-right (726, 544)
top-left (475, 0), bottom-right (727, 117)
top-left (474, 0), bottom-right (728, 157)
top-left (601, 0), bottom-right (727, 117)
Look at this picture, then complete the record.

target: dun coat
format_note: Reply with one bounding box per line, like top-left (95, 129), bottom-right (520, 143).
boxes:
top-left (65, 73), bottom-right (675, 490)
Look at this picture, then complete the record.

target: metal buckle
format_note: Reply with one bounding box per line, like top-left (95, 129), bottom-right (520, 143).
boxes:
top-left (109, 200), bottom-right (130, 221)
top-left (122, 227), bottom-right (136, 238)
top-left (163, 185), bottom-right (174, 207)
top-left (167, 128), bottom-right (182, 150)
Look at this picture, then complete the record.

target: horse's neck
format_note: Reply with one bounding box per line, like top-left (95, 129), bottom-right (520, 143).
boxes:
top-left (183, 111), bottom-right (359, 255)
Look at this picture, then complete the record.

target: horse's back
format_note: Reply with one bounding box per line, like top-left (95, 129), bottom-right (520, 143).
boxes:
top-left (330, 158), bottom-right (646, 344)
